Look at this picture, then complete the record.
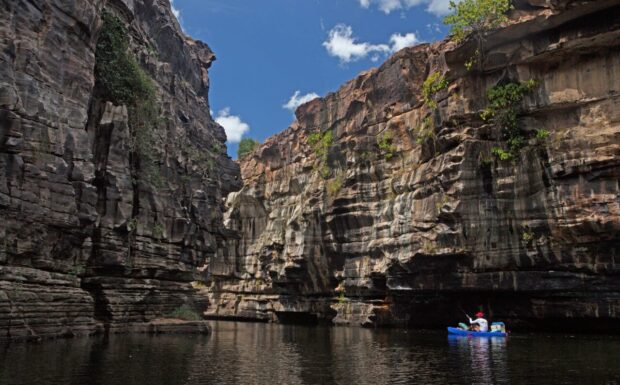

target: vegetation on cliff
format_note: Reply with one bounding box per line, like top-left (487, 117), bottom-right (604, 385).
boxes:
top-left (95, 10), bottom-right (161, 185)
top-left (422, 72), bottom-right (448, 110)
top-left (444, 0), bottom-right (513, 70)
top-left (238, 138), bottom-right (260, 158)
top-left (481, 80), bottom-right (537, 161)
top-left (415, 71), bottom-right (449, 152)
top-left (377, 131), bottom-right (396, 160)
top-left (307, 130), bottom-right (334, 178)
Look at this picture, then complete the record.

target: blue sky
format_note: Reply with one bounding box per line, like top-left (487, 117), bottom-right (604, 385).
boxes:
top-left (170, 0), bottom-right (453, 157)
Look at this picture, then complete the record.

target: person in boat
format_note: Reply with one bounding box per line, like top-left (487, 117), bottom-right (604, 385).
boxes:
top-left (468, 311), bottom-right (489, 332)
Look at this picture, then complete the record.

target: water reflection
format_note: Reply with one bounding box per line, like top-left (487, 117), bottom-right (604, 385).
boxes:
top-left (0, 322), bottom-right (619, 385)
top-left (448, 336), bottom-right (508, 385)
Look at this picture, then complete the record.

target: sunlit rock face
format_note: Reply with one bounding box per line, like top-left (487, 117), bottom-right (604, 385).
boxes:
top-left (0, 0), bottom-right (240, 340)
top-left (205, 0), bottom-right (620, 331)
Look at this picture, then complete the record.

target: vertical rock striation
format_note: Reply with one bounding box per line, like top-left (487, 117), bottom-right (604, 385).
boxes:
top-left (0, 0), bottom-right (240, 340)
top-left (205, 0), bottom-right (620, 331)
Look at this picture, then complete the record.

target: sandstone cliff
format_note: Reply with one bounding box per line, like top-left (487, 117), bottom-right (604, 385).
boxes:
top-left (0, 0), bottom-right (240, 340)
top-left (205, 0), bottom-right (620, 331)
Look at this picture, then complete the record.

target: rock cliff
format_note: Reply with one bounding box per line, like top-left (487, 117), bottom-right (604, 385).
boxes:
top-left (0, 0), bottom-right (240, 340)
top-left (205, 0), bottom-right (620, 332)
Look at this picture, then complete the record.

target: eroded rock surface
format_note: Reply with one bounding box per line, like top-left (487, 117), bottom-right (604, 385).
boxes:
top-left (205, 0), bottom-right (620, 331)
top-left (0, 0), bottom-right (240, 340)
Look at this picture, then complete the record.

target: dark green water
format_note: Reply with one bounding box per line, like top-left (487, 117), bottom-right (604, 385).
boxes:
top-left (1, 322), bottom-right (619, 385)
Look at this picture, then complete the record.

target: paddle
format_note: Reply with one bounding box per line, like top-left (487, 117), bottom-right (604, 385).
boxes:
top-left (458, 306), bottom-right (470, 320)
top-left (456, 306), bottom-right (471, 330)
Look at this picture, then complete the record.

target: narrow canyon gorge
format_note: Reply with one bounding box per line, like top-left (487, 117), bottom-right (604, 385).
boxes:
top-left (1, 0), bottom-right (619, 341)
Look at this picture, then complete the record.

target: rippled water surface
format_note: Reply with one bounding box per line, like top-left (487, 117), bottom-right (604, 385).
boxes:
top-left (1, 322), bottom-right (619, 385)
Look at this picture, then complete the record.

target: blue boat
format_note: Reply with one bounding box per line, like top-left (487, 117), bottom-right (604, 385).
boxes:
top-left (447, 327), bottom-right (507, 337)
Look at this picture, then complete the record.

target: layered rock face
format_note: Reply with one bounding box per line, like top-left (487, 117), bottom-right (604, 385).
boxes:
top-left (205, 0), bottom-right (620, 331)
top-left (0, 0), bottom-right (240, 340)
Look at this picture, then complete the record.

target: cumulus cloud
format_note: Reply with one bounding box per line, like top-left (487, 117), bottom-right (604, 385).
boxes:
top-left (215, 108), bottom-right (250, 143)
top-left (323, 25), bottom-right (419, 63)
top-left (357, 0), bottom-right (456, 16)
top-left (426, 0), bottom-right (454, 15)
top-left (389, 32), bottom-right (419, 52)
top-left (323, 24), bottom-right (390, 63)
top-left (283, 91), bottom-right (320, 111)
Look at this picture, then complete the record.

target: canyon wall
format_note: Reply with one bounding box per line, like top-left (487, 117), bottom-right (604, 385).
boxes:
top-left (204, 0), bottom-right (620, 331)
top-left (0, 0), bottom-right (240, 340)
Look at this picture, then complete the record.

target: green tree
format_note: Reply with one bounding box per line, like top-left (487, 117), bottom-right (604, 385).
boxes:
top-left (237, 138), bottom-right (260, 158)
top-left (444, 0), bottom-right (513, 70)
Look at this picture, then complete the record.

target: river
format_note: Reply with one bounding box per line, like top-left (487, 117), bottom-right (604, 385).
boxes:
top-left (1, 321), bottom-right (618, 385)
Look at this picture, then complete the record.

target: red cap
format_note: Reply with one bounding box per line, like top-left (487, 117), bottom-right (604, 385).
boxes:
top-left (476, 312), bottom-right (485, 318)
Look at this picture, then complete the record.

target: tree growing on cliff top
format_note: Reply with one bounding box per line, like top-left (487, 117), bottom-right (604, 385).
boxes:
top-left (237, 138), bottom-right (260, 158)
top-left (444, 0), bottom-right (513, 70)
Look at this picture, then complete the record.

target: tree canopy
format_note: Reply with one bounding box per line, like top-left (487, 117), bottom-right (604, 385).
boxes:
top-left (444, 0), bottom-right (513, 43)
top-left (237, 138), bottom-right (260, 158)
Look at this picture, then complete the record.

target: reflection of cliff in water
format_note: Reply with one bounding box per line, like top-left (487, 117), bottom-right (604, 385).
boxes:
top-left (448, 336), bottom-right (508, 385)
top-left (1, 323), bottom-right (619, 385)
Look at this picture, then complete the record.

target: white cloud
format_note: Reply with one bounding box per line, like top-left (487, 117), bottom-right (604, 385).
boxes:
top-left (389, 32), bottom-right (419, 52)
top-left (170, 0), bottom-right (181, 19)
top-left (323, 25), bottom-right (419, 63)
top-left (215, 108), bottom-right (250, 143)
top-left (357, 0), bottom-right (457, 16)
top-left (426, 0), bottom-right (453, 16)
top-left (283, 91), bottom-right (320, 111)
top-left (323, 24), bottom-right (390, 63)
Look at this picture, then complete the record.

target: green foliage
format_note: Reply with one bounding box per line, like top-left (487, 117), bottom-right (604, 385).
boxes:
top-left (307, 130), bottom-right (333, 179)
top-left (337, 291), bottom-right (346, 304)
top-left (96, 10), bottom-right (162, 186)
top-left (483, 80), bottom-right (537, 161)
top-left (491, 147), bottom-right (512, 161)
top-left (127, 218), bottom-right (139, 233)
top-left (415, 72), bottom-right (446, 159)
top-left (422, 72), bottom-right (449, 110)
top-left (377, 131), bottom-right (396, 160)
top-left (211, 143), bottom-right (223, 155)
top-left (96, 11), bottom-right (155, 106)
top-left (479, 153), bottom-right (493, 167)
top-left (166, 304), bottom-right (202, 321)
top-left (535, 128), bottom-right (550, 141)
top-left (152, 223), bottom-right (164, 239)
top-left (416, 116), bottom-right (435, 145)
top-left (422, 241), bottom-right (437, 254)
top-left (464, 51), bottom-right (479, 71)
top-left (357, 151), bottom-right (377, 163)
top-left (482, 80), bottom-right (537, 121)
top-left (146, 44), bottom-right (158, 58)
top-left (326, 173), bottom-right (344, 197)
top-left (237, 138), bottom-right (260, 158)
top-left (444, 0), bottom-right (513, 43)
top-left (522, 230), bottom-right (534, 243)
top-left (444, 0), bottom-right (513, 70)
